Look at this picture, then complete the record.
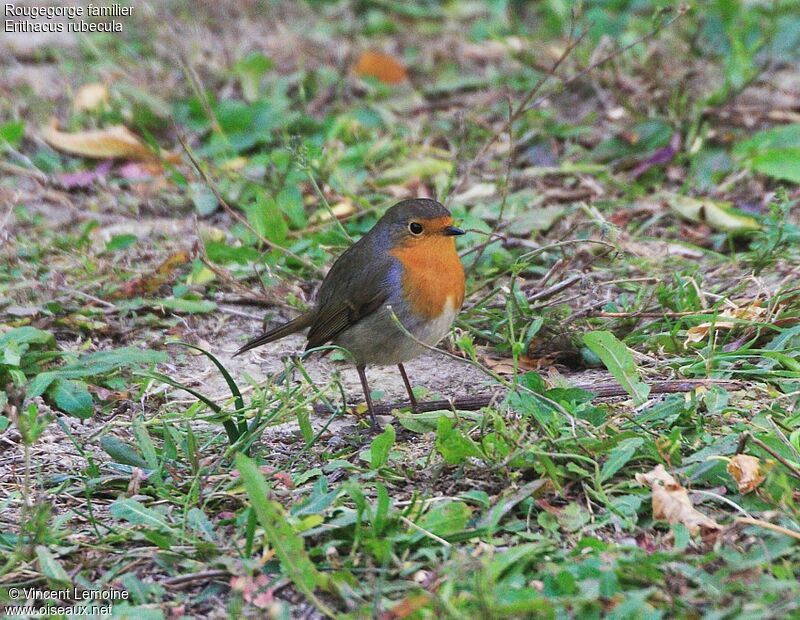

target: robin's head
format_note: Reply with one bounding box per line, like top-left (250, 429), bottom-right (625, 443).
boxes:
top-left (376, 199), bottom-right (465, 247)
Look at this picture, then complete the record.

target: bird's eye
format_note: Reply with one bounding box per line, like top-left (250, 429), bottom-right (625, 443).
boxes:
top-left (408, 222), bottom-right (423, 235)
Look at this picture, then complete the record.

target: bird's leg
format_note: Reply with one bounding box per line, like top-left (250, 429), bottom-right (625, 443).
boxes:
top-left (397, 363), bottom-right (418, 411)
top-left (356, 365), bottom-right (379, 428)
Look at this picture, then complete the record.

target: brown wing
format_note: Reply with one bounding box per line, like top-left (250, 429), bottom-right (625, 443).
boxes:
top-left (305, 237), bottom-right (394, 350)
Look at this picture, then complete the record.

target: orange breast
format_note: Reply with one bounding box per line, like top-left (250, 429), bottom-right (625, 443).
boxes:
top-left (390, 236), bottom-right (465, 320)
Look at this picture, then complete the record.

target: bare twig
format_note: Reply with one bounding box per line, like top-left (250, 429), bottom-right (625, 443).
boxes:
top-left (747, 434), bottom-right (800, 481)
top-left (735, 517), bottom-right (800, 541)
top-left (163, 569), bottom-right (231, 587)
top-left (313, 379), bottom-right (742, 417)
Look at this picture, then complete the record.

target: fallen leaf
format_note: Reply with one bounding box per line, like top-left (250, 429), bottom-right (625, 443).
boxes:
top-left (727, 455), bottom-right (766, 494)
top-left (666, 192), bottom-right (761, 233)
top-left (41, 119), bottom-right (180, 163)
top-left (380, 594), bottom-right (432, 620)
top-left (110, 250), bottom-right (192, 299)
top-left (684, 303), bottom-right (766, 345)
top-left (481, 354), bottom-right (542, 375)
top-left (42, 120), bottom-right (154, 160)
top-left (354, 50), bottom-right (408, 84)
top-left (635, 464), bottom-right (721, 536)
top-left (73, 83), bottom-right (109, 112)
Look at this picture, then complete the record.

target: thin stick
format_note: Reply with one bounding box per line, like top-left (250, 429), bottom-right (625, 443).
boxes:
top-left (399, 515), bottom-right (452, 547)
top-left (749, 435), bottom-right (800, 481)
top-left (313, 379), bottom-right (741, 417)
top-left (735, 517), bottom-right (800, 541)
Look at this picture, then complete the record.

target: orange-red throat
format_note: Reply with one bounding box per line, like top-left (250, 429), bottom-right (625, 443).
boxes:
top-left (389, 216), bottom-right (465, 320)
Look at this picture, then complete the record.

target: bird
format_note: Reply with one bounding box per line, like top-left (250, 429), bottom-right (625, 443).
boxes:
top-left (235, 198), bottom-right (466, 427)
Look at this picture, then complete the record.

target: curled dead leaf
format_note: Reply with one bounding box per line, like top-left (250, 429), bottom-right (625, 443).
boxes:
top-left (354, 50), bottom-right (408, 84)
top-left (635, 464), bottom-right (721, 535)
top-left (684, 303), bottom-right (766, 345)
top-left (73, 83), bottom-right (109, 112)
top-left (727, 454), bottom-right (766, 494)
top-left (666, 193), bottom-right (761, 233)
top-left (40, 119), bottom-right (180, 164)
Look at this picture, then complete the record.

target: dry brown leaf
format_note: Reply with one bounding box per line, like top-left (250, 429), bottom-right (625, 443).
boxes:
top-left (41, 120), bottom-right (154, 161)
top-left (635, 464), bottom-right (721, 535)
top-left (481, 353), bottom-right (544, 375)
top-left (354, 50), bottom-right (408, 84)
top-left (41, 120), bottom-right (180, 164)
top-left (109, 250), bottom-right (192, 299)
top-left (380, 594), bottom-right (432, 620)
top-left (684, 303), bottom-right (766, 345)
top-left (73, 83), bottom-right (109, 112)
top-left (727, 454), bottom-right (766, 494)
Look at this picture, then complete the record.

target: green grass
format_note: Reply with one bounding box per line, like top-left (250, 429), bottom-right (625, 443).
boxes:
top-left (2, 1), bottom-right (800, 618)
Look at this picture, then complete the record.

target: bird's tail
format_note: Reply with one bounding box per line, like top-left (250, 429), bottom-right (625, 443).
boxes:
top-left (233, 313), bottom-right (315, 357)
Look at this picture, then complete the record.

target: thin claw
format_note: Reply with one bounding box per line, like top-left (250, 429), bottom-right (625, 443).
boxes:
top-left (356, 365), bottom-right (379, 428)
top-left (397, 363), bottom-right (418, 411)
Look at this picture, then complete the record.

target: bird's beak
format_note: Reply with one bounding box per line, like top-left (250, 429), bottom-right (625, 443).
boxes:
top-left (443, 225), bottom-right (465, 236)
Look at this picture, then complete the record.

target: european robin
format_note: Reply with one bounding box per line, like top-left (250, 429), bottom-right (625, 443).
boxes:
top-left (235, 198), bottom-right (466, 426)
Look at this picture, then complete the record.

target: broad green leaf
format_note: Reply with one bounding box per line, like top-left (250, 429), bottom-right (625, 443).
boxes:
top-left (489, 543), bottom-right (542, 581)
top-left (187, 507), bottom-right (216, 542)
top-left (36, 545), bottom-right (71, 584)
top-left (733, 124), bottom-right (800, 156)
top-left (583, 331), bottom-right (650, 405)
top-left (26, 348), bottom-right (166, 398)
top-left (205, 242), bottom-right (260, 264)
top-left (370, 424), bottom-right (395, 469)
top-left (132, 417), bottom-right (159, 471)
top-left (666, 193), bottom-right (760, 233)
top-left (276, 185), bottom-right (307, 228)
top-left (396, 409), bottom-right (482, 433)
top-left (435, 417), bottom-right (482, 465)
top-left (47, 379), bottom-right (93, 419)
top-left (0, 326), bottom-right (54, 350)
top-left (750, 149), bottom-right (800, 183)
top-left (600, 437), bottom-right (645, 481)
top-left (106, 233), bottom-right (138, 251)
top-left (110, 498), bottom-right (173, 532)
top-left (100, 436), bottom-right (149, 468)
top-left (235, 453), bottom-right (334, 614)
top-left (2, 342), bottom-right (21, 366)
top-left (418, 500), bottom-right (471, 538)
top-left (246, 191), bottom-right (288, 244)
top-left (733, 124), bottom-right (800, 183)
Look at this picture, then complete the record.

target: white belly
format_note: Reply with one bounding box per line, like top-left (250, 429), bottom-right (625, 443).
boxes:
top-left (334, 296), bottom-right (460, 366)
